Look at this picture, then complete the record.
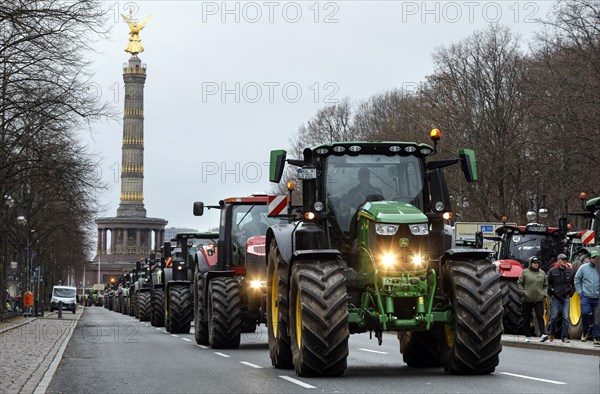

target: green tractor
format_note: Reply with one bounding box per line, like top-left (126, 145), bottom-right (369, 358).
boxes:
top-left (266, 130), bottom-right (503, 377)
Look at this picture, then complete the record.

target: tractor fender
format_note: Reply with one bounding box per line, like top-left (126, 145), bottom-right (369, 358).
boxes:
top-left (195, 249), bottom-right (217, 275)
top-left (440, 248), bottom-right (493, 265)
top-left (494, 259), bottom-right (524, 279)
top-left (266, 223), bottom-right (296, 264)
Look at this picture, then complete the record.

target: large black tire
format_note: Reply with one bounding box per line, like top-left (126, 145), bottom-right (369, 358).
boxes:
top-left (400, 329), bottom-right (442, 367)
top-left (500, 277), bottom-right (521, 334)
top-left (194, 266), bottom-right (209, 345)
top-left (134, 293), bottom-right (140, 319)
top-left (289, 261), bottom-right (349, 377)
top-left (128, 295), bottom-right (134, 316)
top-left (442, 258), bottom-right (503, 375)
top-left (568, 254), bottom-right (587, 339)
top-left (151, 288), bottom-right (164, 327)
top-left (121, 295), bottom-right (128, 315)
top-left (267, 241), bottom-right (293, 368)
top-left (168, 286), bottom-right (192, 334)
top-left (138, 292), bottom-right (151, 322)
top-left (208, 277), bottom-right (242, 349)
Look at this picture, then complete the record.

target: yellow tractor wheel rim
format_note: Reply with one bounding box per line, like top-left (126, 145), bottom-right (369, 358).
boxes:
top-left (271, 270), bottom-right (278, 337)
top-left (570, 292), bottom-right (581, 325)
top-left (445, 324), bottom-right (455, 348)
top-left (295, 291), bottom-right (302, 349)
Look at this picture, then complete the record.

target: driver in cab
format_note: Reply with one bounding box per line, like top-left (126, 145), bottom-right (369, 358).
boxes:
top-left (344, 167), bottom-right (383, 208)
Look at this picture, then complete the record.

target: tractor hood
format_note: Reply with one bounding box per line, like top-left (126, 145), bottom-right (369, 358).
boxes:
top-left (359, 201), bottom-right (427, 224)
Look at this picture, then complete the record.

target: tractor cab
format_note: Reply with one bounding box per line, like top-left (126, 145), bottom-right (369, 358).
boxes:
top-left (495, 223), bottom-right (562, 273)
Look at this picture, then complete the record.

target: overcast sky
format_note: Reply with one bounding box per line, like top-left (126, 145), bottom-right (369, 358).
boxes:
top-left (85, 0), bottom-right (554, 235)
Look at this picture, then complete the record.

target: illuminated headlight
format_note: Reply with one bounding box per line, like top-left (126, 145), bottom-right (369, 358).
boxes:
top-left (381, 253), bottom-right (396, 268)
top-left (376, 223), bottom-right (399, 236)
top-left (412, 255), bottom-right (425, 267)
top-left (409, 223), bottom-right (429, 235)
top-left (176, 263), bottom-right (185, 271)
top-left (250, 280), bottom-right (267, 289)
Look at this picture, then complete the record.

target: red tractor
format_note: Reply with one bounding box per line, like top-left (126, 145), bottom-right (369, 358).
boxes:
top-left (192, 195), bottom-right (279, 348)
top-left (493, 223), bottom-right (563, 334)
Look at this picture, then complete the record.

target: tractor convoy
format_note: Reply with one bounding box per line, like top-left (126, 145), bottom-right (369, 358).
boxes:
top-left (99, 130), bottom-right (597, 378)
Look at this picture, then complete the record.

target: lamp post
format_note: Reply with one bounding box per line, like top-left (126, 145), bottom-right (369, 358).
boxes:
top-left (16, 210), bottom-right (26, 312)
top-left (526, 171), bottom-right (549, 224)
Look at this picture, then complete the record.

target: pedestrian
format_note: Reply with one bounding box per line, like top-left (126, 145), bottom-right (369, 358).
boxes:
top-left (547, 253), bottom-right (575, 342)
top-left (517, 256), bottom-right (549, 342)
top-left (574, 250), bottom-right (600, 345)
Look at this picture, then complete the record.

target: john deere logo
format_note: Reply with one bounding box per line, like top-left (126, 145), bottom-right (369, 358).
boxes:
top-left (399, 238), bottom-right (409, 247)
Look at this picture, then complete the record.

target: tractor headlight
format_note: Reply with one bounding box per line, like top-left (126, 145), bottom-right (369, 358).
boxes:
top-left (380, 253), bottom-right (396, 268)
top-left (412, 254), bottom-right (425, 268)
top-left (409, 223), bottom-right (429, 235)
top-left (176, 262), bottom-right (185, 271)
top-left (376, 223), bottom-right (399, 236)
top-left (250, 280), bottom-right (267, 289)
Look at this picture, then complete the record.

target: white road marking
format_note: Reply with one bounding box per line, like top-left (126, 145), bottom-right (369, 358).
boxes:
top-left (358, 348), bottom-right (388, 354)
top-left (154, 327), bottom-right (161, 331)
top-left (498, 372), bottom-right (567, 385)
top-left (215, 352), bottom-right (230, 358)
top-left (182, 338), bottom-right (192, 342)
top-left (144, 324), bottom-right (149, 327)
top-left (240, 361), bottom-right (262, 369)
top-left (171, 334), bottom-right (179, 338)
top-left (279, 376), bottom-right (316, 389)
top-left (195, 344), bottom-right (208, 349)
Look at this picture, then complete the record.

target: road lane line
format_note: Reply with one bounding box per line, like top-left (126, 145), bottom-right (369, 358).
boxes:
top-left (215, 352), bottom-right (230, 358)
top-left (171, 334), bottom-right (179, 338)
top-left (279, 376), bottom-right (316, 389)
top-left (358, 348), bottom-right (388, 354)
top-left (498, 372), bottom-right (566, 385)
top-left (195, 344), bottom-right (209, 349)
top-left (240, 361), bottom-right (262, 369)
top-left (182, 338), bottom-right (192, 342)
top-left (154, 327), bottom-right (161, 331)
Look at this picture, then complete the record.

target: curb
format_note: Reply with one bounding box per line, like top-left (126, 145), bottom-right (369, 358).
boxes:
top-left (501, 339), bottom-right (600, 356)
top-left (0, 317), bottom-right (37, 334)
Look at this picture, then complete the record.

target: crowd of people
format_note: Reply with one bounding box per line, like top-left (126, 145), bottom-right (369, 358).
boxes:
top-left (517, 250), bottom-right (599, 345)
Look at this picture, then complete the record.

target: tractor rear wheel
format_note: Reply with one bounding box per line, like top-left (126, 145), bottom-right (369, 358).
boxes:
top-left (207, 277), bottom-right (242, 349)
top-left (151, 289), bottom-right (164, 327)
top-left (168, 285), bottom-right (192, 334)
top-left (289, 261), bottom-right (349, 377)
top-left (442, 258), bottom-right (503, 375)
top-left (138, 292), bottom-right (151, 322)
top-left (399, 329), bottom-right (442, 367)
top-left (134, 293), bottom-right (140, 319)
top-left (194, 266), bottom-right (209, 345)
top-left (500, 277), bottom-right (521, 334)
top-left (267, 241), bottom-right (293, 368)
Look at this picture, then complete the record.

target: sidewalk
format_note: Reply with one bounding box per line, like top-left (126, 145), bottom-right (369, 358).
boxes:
top-left (0, 306), bottom-right (82, 394)
top-left (501, 333), bottom-right (600, 356)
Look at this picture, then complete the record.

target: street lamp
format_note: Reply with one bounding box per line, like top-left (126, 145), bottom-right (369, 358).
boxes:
top-left (526, 195), bottom-right (549, 223)
top-left (2, 195), bottom-right (15, 311)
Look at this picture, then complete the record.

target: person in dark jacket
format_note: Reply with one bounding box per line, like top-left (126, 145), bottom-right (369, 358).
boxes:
top-left (517, 256), bottom-right (549, 342)
top-left (547, 253), bottom-right (575, 342)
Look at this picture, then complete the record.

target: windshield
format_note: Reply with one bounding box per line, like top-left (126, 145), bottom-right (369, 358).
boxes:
top-left (325, 154), bottom-right (424, 233)
top-left (505, 233), bottom-right (561, 268)
top-left (187, 237), bottom-right (218, 256)
top-left (53, 288), bottom-right (76, 298)
top-left (232, 204), bottom-right (277, 247)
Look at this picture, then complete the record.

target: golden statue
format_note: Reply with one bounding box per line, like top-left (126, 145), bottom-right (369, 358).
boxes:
top-left (122, 13), bottom-right (152, 56)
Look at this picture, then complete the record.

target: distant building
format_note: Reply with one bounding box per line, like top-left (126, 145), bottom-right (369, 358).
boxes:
top-left (164, 227), bottom-right (198, 242)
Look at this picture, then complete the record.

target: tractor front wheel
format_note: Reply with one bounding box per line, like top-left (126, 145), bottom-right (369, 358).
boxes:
top-left (168, 286), bottom-right (192, 334)
top-left (289, 261), bottom-right (349, 377)
top-left (267, 241), bottom-right (293, 368)
top-left (500, 277), bottom-right (521, 334)
top-left (194, 266), bottom-right (209, 345)
top-left (138, 292), bottom-right (151, 322)
top-left (151, 289), bottom-right (164, 327)
top-left (207, 277), bottom-right (242, 349)
top-left (442, 258), bottom-right (503, 374)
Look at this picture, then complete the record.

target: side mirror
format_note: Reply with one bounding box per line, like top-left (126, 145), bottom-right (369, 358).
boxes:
top-left (269, 149), bottom-right (287, 183)
top-left (459, 149), bottom-right (478, 182)
top-left (193, 202), bottom-right (204, 216)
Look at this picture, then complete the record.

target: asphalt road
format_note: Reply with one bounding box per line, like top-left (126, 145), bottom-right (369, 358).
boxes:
top-left (47, 307), bottom-right (599, 393)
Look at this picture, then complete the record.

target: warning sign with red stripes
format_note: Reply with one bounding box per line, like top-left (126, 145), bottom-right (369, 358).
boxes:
top-left (165, 257), bottom-right (173, 268)
top-left (581, 230), bottom-right (595, 245)
top-left (268, 195), bottom-right (288, 217)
